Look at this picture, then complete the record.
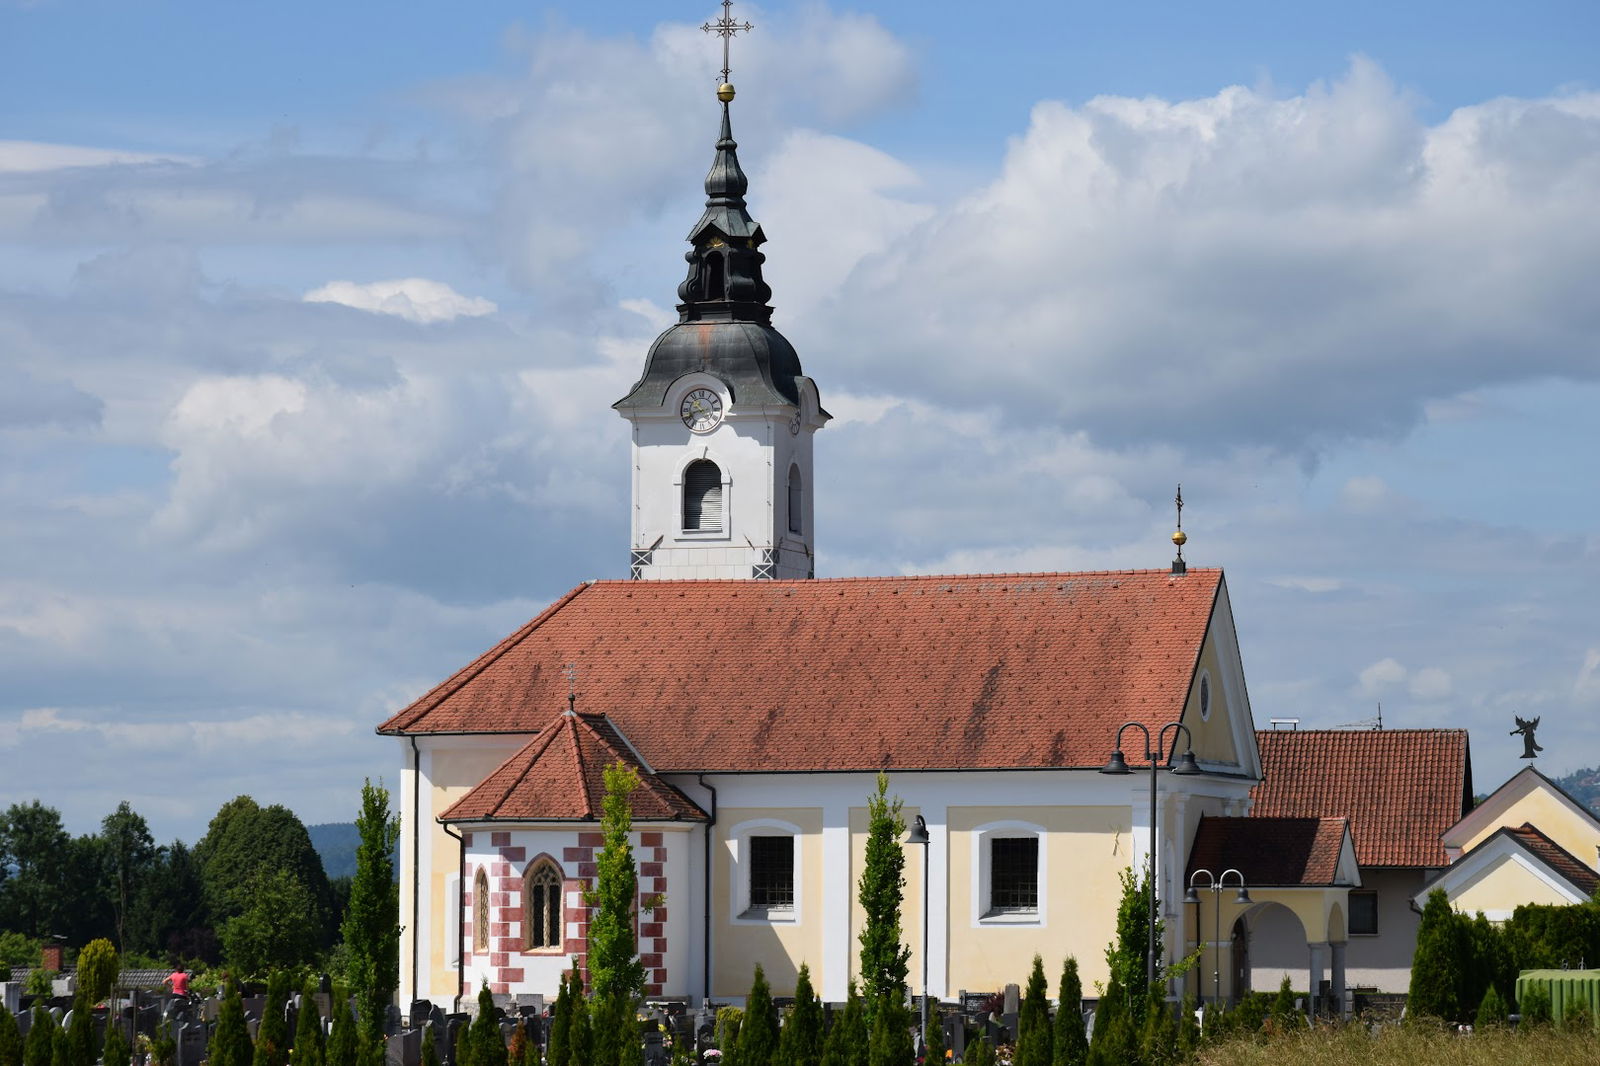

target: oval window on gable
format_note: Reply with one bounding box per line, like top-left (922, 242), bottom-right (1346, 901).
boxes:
top-left (1199, 673), bottom-right (1212, 721)
top-left (684, 459), bottom-right (723, 531)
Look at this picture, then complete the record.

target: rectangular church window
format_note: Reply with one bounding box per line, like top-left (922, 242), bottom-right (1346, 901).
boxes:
top-left (989, 837), bottom-right (1039, 913)
top-left (1349, 890), bottom-right (1379, 935)
top-left (747, 835), bottom-right (794, 913)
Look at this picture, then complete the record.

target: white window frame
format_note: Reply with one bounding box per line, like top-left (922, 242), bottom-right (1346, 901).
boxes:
top-left (675, 452), bottom-right (732, 540)
top-left (728, 818), bottom-right (803, 925)
top-left (971, 821), bottom-right (1047, 927)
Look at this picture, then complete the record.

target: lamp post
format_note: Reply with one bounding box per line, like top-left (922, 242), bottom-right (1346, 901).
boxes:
top-left (1101, 721), bottom-right (1201, 990)
top-left (1184, 868), bottom-right (1250, 1007)
top-left (907, 815), bottom-right (932, 1056)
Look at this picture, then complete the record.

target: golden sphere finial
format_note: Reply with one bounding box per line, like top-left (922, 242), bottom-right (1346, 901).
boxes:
top-left (717, 82), bottom-right (736, 103)
top-left (1172, 529), bottom-right (1188, 547)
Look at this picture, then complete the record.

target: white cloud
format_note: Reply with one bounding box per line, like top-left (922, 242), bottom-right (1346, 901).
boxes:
top-left (1408, 667), bottom-right (1453, 702)
top-left (1359, 657), bottom-right (1408, 693)
top-left (0, 140), bottom-right (194, 173)
top-left (304, 278), bottom-right (497, 323)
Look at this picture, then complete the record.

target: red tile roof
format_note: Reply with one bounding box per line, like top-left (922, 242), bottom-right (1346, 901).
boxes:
top-left (1186, 815), bottom-right (1351, 886)
top-left (1252, 729), bottom-right (1471, 868)
top-left (380, 570), bottom-right (1224, 773)
top-left (440, 711), bottom-right (707, 823)
top-left (1500, 823), bottom-right (1600, 897)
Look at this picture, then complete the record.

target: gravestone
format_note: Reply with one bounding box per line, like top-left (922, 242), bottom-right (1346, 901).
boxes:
top-left (409, 1000), bottom-right (433, 1028)
top-left (942, 1013), bottom-right (965, 1060)
top-left (386, 1027), bottom-right (420, 1066)
top-left (313, 993), bottom-right (332, 1020)
top-left (385, 1005), bottom-right (403, 1037)
top-left (178, 1021), bottom-right (208, 1066)
top-left (1002, 984), bottom-right (1019, 1015)
top-left (642, 1028), bottom-right (667, 1066)
top-left (243, 997), bottom-right (267, 1021)
top-left (1, 982), bottom-right (19, 1015)
top-left (14, 1008), bottom-right (29, 1038)
top-left (60, 1010), bottom-right (73, 1032)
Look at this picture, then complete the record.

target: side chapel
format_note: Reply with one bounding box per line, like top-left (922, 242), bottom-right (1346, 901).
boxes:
top-left (380, 50), bottom-right (1356, 1012)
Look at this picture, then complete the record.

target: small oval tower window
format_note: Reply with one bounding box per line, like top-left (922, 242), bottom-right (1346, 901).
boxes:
top-left (1199, 673), bottom-right (1212, 721)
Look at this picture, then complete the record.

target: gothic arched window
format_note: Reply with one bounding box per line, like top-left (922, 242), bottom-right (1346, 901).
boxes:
top-left (472, 867), bottom-right (489, 955)
top-left (787, 463), bottom-right (803, 535)
top-left (684, 459), bottom-right (723, 531)
top-left (524, 858), bottom-right (563, 951)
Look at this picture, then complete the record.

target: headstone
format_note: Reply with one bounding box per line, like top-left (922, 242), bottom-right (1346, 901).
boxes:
top-left (246, 1018), bottom-right (260, 1042)
top-left (512, 994), bottom-right (543, 1014)
top-left (1002, 984), bottom-right (1020, 1015)
top-left (14, 1009), bottom-right (28, 1038)
top-left (942, 1013), bottom-right (965, 1059)
top-left (386, 1027), bottom-right (421, 1066)
top-left (313, 993), bottom-right (332, 1020)
top-left (410, 1000), bottom-right (433, 1028)
top-left (385, 1004), bottom-right (404, 1037)
top-left (178, 1021), bottom-right (208, 1066)
top-left (242, 997), bottom-right (267, 1020)
top-left (642, 1029), bottom-right (667, 1066)
top-left (51, 977), bottom-right (76, 998)
top-left (1, 982), bottom-right (19, 1015)
top-left (60, 1010), bottom-right (73, 1031)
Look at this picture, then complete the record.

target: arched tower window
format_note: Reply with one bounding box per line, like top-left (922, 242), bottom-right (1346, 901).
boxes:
top-left (524, 858), bottom-right (563, 951)
top-left (472, 867), bottom-right (489, 955)
top-left (787, 463), bottom-right (803, 535)
top-left (684, 459), bottom-right (723, 531)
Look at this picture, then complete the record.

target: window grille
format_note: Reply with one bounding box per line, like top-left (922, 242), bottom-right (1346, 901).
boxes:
top-left (989, 837), bottom-right (1039, 912)
top-left (1349, 890), bottom-right (1379, 935)
top-left (526, 860), bottom-right (563, 949)
top-left (473, 867), bottom-right (490, 954)
top-left (684, 460), bottom-right (723, 531)
top-left (748, 835), bottom-right (795, 910)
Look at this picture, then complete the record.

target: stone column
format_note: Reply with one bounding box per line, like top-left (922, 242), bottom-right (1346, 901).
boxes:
top-left (1307, 942), bottom-right (1327, 1020)
top-left (1330, 941), bottom-right (1348, 1018)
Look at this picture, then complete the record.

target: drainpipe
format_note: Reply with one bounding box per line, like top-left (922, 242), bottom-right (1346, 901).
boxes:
top-left (440, 820), bottom-right (466, 1012)
top-left (409, 735), bottom-right (422, 1002)
top-left (697, 774), bottom-right (718, 1004)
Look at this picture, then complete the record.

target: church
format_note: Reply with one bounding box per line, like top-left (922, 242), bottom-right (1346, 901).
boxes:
top-left (379, 54), bottom-right (1362, 1013)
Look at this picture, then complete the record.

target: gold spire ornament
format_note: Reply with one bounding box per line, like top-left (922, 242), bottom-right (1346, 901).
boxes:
top-left (703, 0), bottom-right (753, 96)
top-left (1171, 485), bottom-right (1188, 575)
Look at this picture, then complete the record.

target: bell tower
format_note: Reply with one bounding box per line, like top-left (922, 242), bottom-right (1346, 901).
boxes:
top-left (612, 36), bottom-right (827, 581)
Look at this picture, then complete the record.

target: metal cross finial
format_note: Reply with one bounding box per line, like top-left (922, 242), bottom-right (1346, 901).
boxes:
top-left (1171, 484), bottom-right (1188, 575)
top-left (702, 0), bottom-right (753, 84)
top-left (562, 662), bottom-right (578, 713)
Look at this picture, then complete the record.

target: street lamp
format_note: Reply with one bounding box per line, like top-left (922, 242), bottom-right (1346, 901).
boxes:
top-left (1184, 868), bottom-right (1250, 1007)
top-left (1101, 721), bottom-right (1201, 990)
top-left (907, 815), bottom-right (932, 1056)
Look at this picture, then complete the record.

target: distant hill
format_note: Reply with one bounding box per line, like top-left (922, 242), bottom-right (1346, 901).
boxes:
top-left (307, 822), bottom-right (360, 880)
top-left (1554, 767), bottom-right (1600, 817)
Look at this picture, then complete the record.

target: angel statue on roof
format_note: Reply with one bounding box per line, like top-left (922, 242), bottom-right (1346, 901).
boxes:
top-left (1511, 715), bottom-right (1544, 760)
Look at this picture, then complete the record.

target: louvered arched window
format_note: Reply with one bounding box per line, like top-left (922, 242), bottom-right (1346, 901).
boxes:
top-left (524, 858), bottom-right (563, 950)
top-left (683, 459), bottom-right (723, 531)
top-left (472, 867), bottom-right (489, 955)
top-left (787, 463), bottom-right (803, 535)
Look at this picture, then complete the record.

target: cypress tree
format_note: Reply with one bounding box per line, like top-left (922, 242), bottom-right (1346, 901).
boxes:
top-left (1014, 955), bottom-right (1051, 1066)
top-left (344, 782), bottom-right (400, 1055)
top-left (1475, 984), bottom-right (1508, 1028)
top-left (506, 1021), bottom-right (526, 1066)
top-left (777, 963), bottom-right (823, 1066)
top-left (546, 968), bottom-right (573, 1066)
top-left (0, 1004), bottom-right (23, 1066)
top-left (452, 1026), bottom-right (470, 1066)
top-left (921, 1004), bottom-right (944, 1066)
top-left (714, 1007), bottom-right (743, 1066)
top-left (965, 1036), bottom-right (993, 1066)
top-left (211, 982), bottom-right (255, 1066)
top-left (254, 971), bottom-right (291, 1066)
top-left (866, 996), bottom-right (911, 1066)
top-left (858, 774), bottom-right (910, 1030)
top-left (291, 978), bottom-right (326, 1066)
top-left (567, 991), bottom-right (591, 1066)
top-left (1520, 982), bottom-right (1552, 1026)
top-left (1084, 975), bottom-right (1135, 1066)
top-left (587, 764), bottom-right (645, 1066)
top-left (1407, 889), bottom-right (1461, 1024)
top-left (326, 988), bottom-right (359, 1066)
top-left (419, 1025), bottom-right (439, 1066)
top-left (468, 985), bottom-right (505, 1066)
top-left (737, 966), bottom-right (779, 1066)
top-left (63, 996), bottom-right (94, 1066)
top-left (1136, 991), bottom-right (1176, 1066)
top-left (818, 983), bottom-right (866, 1066)
top-left (1267, 976), bottom-right (1296, 1032)
top-left (48, 1025), bottom-right (65, 1066)
top-left (24, 1015), bottom-right (49, 1066)
top-left (1174, 993), bottom-right (1199, 1061)
top-left (101, 1022), bottom-right (130, 1066)
top-left (1052, 958), bottom-right (1087, 1066)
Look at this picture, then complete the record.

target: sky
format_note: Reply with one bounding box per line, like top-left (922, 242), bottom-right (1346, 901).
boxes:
top-left (2, 0), bottom-right (1597, 845)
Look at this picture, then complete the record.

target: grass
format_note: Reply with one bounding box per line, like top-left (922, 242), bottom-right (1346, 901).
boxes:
top-left (1194, 1023), bottom-right (1598, 1066)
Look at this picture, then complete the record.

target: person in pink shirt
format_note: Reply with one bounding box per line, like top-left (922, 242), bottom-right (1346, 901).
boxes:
top-left (163, 970), bottom-right (189, 997)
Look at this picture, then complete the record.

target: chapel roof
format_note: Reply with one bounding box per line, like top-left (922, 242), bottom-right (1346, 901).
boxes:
top-left (378, 569), bottom-right (1226, 774)
top-left (1252, 728), bottom-right (1472, 868)
top-left (1187, 815), bottom-right (1353, 887)
top-left (440, 710), bottom-right (707, 823)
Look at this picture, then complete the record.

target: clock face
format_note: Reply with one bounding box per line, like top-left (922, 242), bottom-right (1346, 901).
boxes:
top-left (680, 388), bottom-right (724, 432)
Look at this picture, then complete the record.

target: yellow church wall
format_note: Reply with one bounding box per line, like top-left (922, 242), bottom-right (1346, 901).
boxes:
top-left (944, 805), bottom-right (1128, 992)
top-left (1452, 857), bottom-right (1582, 915)
top-left (425, 743), bottom-right (525, 1001)
top-left (1459, 790), bottom-right (1600, 867)
top-left (713, 806), bottom-right (825, 998)
top-left (1182, 634), bottom-right (1239, 767)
